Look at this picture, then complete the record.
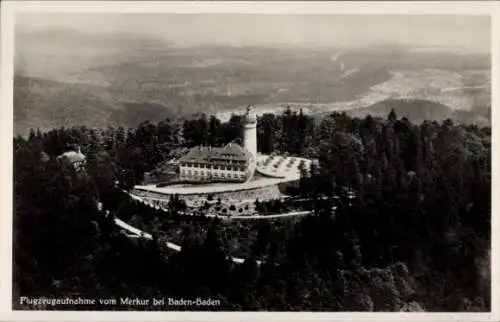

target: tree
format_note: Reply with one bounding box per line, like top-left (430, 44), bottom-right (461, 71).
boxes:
top-left (208, 115), bottom-right (221, 146)
top-left (388, 108), bottom-right (397, 123)
top-left (13, 108), bottom-right (491, 312)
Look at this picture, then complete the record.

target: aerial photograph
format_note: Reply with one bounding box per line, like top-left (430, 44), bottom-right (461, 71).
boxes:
top-left (12, 13), bottom-right (491, 312)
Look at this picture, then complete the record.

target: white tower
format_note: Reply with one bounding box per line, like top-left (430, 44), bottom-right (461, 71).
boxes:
top-left (243, 105), bottom-right (258, 161)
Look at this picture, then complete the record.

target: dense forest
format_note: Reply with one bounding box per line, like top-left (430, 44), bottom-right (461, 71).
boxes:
top-left (13, 108), bottom-right (491, 311)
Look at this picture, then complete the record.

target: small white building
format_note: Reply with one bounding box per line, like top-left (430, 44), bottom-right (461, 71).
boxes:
top-left (57, 146), bottom-right (86, 172)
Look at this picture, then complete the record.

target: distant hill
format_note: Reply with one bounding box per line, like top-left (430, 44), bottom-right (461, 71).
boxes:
top-left (14, 75), bottom-right (177, 135)
top-left (14, 27), bottom-right (490, 134)
top-left (14, 75), bottom-right (491, 136)
top-left (346, 98), bottom-right (491, 126)
top-left (13, 74), bottom-right (266, 135)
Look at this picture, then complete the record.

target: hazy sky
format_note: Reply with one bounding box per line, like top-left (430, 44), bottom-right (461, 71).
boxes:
top-left (16, 14), bottom-right (490, 52)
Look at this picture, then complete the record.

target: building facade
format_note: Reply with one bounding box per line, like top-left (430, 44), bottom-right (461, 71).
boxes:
top-left (178, 143), bottom-right (256, 182)
top-left (178, 106), bottom-right (258, 183)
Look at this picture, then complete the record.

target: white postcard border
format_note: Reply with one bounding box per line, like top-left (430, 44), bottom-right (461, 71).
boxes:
top-left (1, 1), bottom-right (498, 322)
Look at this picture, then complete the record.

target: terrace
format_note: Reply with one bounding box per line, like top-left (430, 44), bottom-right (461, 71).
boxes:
top-left (256, 154), bottom-right (312, 179)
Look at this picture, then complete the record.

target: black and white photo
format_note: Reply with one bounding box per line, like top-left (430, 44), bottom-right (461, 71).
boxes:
top-left (0, 1), bottom-right (497, 321)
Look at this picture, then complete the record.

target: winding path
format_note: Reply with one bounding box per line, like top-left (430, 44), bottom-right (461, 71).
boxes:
top-left (111, 190), bottom-right (317, 265)
top-left (111, 189), bottom-right (271, 264)
top-left (112, 216), bottom-right (256, 265)
top-left (225, 211), bottom-right (311, 219)
top-left (110, 187), bottom-right (352, 265)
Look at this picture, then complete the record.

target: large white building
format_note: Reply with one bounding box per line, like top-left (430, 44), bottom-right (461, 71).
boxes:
top-left (178, 106), bottom-right (258, 183)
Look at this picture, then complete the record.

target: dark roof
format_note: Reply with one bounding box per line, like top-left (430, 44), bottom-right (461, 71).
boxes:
top-left (179, 143), bottom-right (251, 163)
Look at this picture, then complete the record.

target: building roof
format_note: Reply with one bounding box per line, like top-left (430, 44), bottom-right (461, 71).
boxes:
top-left (179, 143), bottom-right (251, 163)
top-left (57, 150), bottom-right (86, 164)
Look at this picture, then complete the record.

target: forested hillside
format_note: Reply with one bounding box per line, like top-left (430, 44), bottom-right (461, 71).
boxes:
top-left (347, 98), bottom-right (491, 126)
top-left (13, 109), bottom-right (490, 311)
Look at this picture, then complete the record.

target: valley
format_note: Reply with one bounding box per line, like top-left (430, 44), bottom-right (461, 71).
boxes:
top-left (14, 29), bottom-right (491, 135)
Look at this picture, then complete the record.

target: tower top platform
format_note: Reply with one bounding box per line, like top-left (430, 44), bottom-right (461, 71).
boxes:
top-left (244, 105), bottom-right (257, 124)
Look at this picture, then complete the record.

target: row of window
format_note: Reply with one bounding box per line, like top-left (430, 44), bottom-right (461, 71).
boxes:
top-left (182, 159), bottom-right (246, 167)
top-left (181, 169), bottom-right (246, 179)
top-left (181, 164), bottom-right (246, 172)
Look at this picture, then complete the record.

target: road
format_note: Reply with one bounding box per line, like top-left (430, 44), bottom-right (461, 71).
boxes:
top-left (113, 216), bottom-right (257, 265)
top-left (229, 211), bottom-right (311, 219)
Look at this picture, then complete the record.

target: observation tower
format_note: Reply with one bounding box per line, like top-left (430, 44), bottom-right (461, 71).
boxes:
top-left (243, 105), bottom-right (257, 162)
